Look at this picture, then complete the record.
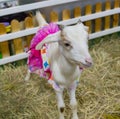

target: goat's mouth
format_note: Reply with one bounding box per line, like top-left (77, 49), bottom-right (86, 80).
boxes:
top-left (79, 62), bottom-right (92, 68)
top-left (70, 59), bottom-right (92, 68)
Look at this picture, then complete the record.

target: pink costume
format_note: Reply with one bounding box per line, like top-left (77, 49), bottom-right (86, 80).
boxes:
top-left (27, 23), bottom-right (61, 91)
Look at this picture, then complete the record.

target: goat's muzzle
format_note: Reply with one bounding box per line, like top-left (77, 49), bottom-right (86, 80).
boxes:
top-left (84, 58), bottom-right (93, 67)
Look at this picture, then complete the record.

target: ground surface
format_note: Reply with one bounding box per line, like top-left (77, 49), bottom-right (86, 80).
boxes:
top-left (0, 35), bottom-right (120, 119)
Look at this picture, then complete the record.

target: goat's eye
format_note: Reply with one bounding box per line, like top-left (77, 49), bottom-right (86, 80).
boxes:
top-left (64, 43), bottom-right (70, 47)
top-left (59, 40), bottom-right (72, 50)
top-left (63, 41), bottom-right (72, 50)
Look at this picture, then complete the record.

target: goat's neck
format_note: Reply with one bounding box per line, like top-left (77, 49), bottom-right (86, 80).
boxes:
top-left (58, 51), bottom-right (78, 75)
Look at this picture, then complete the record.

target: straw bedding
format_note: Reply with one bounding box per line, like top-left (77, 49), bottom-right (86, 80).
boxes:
top-left (0, 35), bottom-right (120, 119)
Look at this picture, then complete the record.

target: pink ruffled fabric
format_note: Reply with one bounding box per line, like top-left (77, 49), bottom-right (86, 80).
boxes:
top-left (27, 23), bottom-right (60, 78)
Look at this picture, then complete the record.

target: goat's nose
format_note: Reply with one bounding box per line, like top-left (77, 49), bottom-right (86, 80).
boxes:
top-left (85, 58), bottom-right (93, 66)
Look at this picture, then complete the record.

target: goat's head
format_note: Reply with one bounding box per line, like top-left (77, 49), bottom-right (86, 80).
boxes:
top-left (36, 21), bottom-right (93, 68)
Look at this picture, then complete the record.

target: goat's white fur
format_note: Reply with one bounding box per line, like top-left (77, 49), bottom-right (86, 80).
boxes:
top-left (25, 10), bottom-right (93, 119)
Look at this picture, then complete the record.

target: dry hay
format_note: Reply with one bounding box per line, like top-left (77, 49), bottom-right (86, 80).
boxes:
top-left (0, 36), bottom-right (120, 119)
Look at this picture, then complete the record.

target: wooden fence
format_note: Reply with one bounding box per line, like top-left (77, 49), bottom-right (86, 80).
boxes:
top-left (0, 0), bottom-right (120, 65)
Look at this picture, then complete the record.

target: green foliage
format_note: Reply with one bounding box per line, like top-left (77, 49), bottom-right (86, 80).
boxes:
top-left (104, 114), bottom-right (120, 119)
top-left (89, 32), bottom-right (120, 49)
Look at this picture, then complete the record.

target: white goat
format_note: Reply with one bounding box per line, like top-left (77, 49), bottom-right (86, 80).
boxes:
top-left (25, 11), bottom-right (93, 119)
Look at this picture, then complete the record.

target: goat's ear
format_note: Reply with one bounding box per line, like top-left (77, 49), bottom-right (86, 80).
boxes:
top-left (84, 26), bottom-right (89, 32)
top-left (77, 20), bottom-right (89, 32)
top-left (36, 31), bottom-right (61, 50)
